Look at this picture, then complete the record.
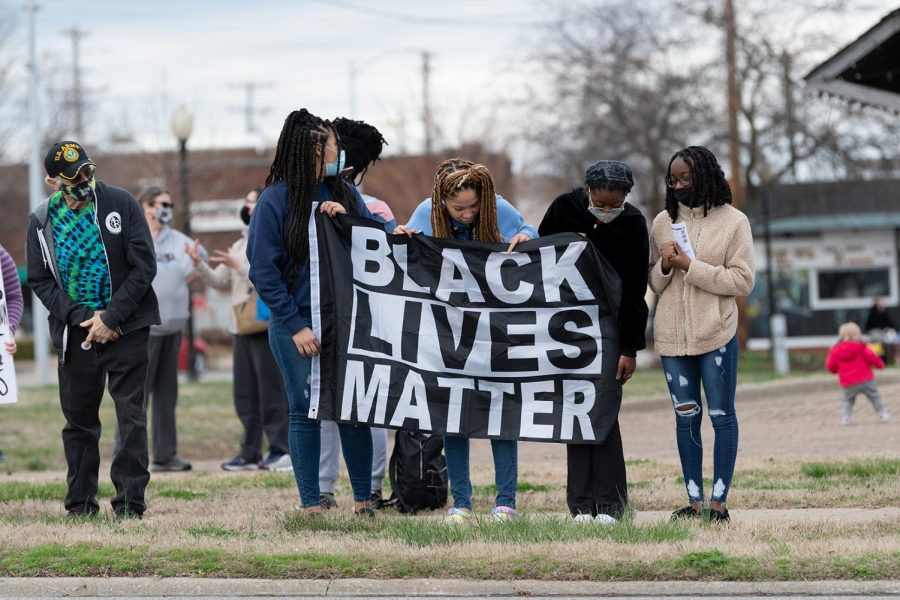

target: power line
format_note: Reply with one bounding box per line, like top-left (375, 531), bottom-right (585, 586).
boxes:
top-left (227, 81), bottom-right (273, 135)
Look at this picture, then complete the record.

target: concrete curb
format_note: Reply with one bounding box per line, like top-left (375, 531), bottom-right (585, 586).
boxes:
top-left (1, 577), bottom-right (899, 597)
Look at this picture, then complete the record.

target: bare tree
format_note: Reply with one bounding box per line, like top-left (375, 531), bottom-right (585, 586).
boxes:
top-left (0, 9), bottom-right (20, 160)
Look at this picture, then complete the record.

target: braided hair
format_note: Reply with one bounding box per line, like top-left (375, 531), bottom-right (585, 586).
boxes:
top-left (664, 145), bottom-right (732, 222)
top-left (430, 160), bottom-right (501, 243)
top-left (265, 109), bottom-right (356, 288)
top-left (332, 117), bottom-right (387, 183)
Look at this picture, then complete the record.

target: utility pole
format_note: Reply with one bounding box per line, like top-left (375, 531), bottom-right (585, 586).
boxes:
top-left (61, 25), bottom-right (87, 140)
top-left (421, 51), bottom-right (433, 155)
top-left (228, 81), bottom-right (272, 135)
top-left (27, 0), bottom-right (50, 384)
top-left (724, 0), bottom-right (743, 209)
top-left (781, 51), bottom-right (798, 178)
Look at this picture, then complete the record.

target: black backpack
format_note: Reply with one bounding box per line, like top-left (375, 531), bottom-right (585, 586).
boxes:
top-left (386, 430), bottom-right (448, 514)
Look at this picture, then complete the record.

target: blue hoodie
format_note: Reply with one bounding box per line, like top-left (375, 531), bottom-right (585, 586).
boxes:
top-left (247, 180), bottom-right (375, 334)
top-left (405, 195), bottom-right (538, 241)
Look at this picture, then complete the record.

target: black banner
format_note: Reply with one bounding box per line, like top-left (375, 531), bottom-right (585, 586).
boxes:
top-left (309, 212), bottom-right (623, 444)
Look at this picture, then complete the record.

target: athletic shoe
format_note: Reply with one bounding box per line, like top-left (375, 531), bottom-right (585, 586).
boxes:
top-left (880, 411), bottom-right (891, 422)
top-left (260, 453), bottom-right (292, 472)
top-left (355, 506), bottom-right (376, 519)
top-left (153, 457), bottom-right (192, 472)
top-left (221, 455), bottom-right (259, 471)
top-left (704, 507), bottom-right (731, 523)
top-left (842, 415), bottom-right (852, 426)
top-left (573, 513), bottom-right (594, 524)
top-left (319, 492), bottom-right (338, 510)
top-left (490, 506), bottom-right (520, 522)
top-left (594, 513), bottom-right (618, 525)
top-left (370, 490), bottom-right (384, 509)
top-left (444, 507), bottom-right (473, 525)
top-left (671, 505), bottom-right (701, 520)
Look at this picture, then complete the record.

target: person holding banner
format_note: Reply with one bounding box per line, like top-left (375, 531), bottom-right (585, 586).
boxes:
top-left (649, 146), bottom-right (755, 523)
top-left (187, 189), bottom-right (291, 473)
top-left (247, 109), bottom-right (381, 517)
top-left (27, 141), bottom-right (159, 518)
top-left (538, 160), bottom-right (648, 524)
top-left (396, 160), bottom-right (538, 524)
top-left (0, 243), bottom-right (24, 461)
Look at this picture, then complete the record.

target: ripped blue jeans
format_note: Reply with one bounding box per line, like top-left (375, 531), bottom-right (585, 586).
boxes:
top-left (660, 335), bottom-right (739, 505)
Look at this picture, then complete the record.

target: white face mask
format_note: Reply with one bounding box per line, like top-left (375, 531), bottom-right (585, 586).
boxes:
top-left (587, 204), bottom-right (625, 224)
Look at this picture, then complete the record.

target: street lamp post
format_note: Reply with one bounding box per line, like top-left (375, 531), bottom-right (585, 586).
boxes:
top-left (171, 105), bottom-right (198, 381)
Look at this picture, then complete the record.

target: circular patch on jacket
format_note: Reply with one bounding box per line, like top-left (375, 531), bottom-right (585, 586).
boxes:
top-left (105, 212), bottom-right (122, 234)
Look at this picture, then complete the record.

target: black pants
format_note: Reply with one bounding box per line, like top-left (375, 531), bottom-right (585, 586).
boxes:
top-left (232, 332), bottom-right (288, 461)
top-left (566, 419), bottom-right (627, 518)
top-left (146, 332), bottom-right (181, 464)
top-left (58, 326), bottom-right (150, 515)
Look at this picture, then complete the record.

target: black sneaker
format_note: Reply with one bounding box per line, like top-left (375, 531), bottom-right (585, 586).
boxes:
top-left (370, 490), bottom-right (384, 510)
top-left (704, 507), bottom-right (731, 523)
top-left (355, 506), bottom-right (376, 519)
top-left (222, 455), bottom-right (259, 471)
top-left (671, 505), bottom-right (702, 520)
top-left (319, 492), bottom-right (338, 510)
top-left (153, 457), bottom-right (192, 472)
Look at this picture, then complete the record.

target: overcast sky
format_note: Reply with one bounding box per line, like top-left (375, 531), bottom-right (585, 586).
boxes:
top-left (4, 0), bottom-right (897, 165)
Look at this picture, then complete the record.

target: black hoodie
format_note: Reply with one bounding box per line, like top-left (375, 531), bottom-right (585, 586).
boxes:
top-left (538, 187), bottom-right (649, 357)
top-left (26, 181), bottom-right (160, 359)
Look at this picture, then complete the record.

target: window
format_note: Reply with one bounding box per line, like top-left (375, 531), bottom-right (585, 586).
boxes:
top-left (810, 267), bottom-right (897, 310)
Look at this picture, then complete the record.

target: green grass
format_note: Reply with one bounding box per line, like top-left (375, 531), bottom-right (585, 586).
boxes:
top-left (0, 481), bottom-right (116, 503)
top-left (801, 458), bottom-right (900, 480)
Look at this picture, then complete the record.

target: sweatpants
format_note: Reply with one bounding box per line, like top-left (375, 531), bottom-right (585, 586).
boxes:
top-left (146, 332), bottom-right (182, 464)
top-left (566, 419), bottom-right (627, 518)
top-left (232, 332), bottom-right (289, 461)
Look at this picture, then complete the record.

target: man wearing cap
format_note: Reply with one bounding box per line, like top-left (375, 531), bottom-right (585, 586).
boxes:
top-left (26, 141), bottom-right (160, 518)
top-left (538, 159), bottom-right (649, 524)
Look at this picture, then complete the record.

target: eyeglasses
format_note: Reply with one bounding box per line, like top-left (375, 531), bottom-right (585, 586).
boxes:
top-left (664, 174), bottom-right (692, 188)
top-left (63, 164), bottom-right (96, 184)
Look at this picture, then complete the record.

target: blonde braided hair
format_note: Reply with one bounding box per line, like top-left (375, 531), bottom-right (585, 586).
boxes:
top-left (430, 159), bottom-right (501, 242)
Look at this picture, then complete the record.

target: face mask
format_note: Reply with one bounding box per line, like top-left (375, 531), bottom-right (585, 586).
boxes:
top-left (588, 205), bottom-right (625, 224)
top-left (240, 205), bottom-right (251, 225)
top-left (156, 205), bottom-right (173, 225)
top-left (674, 188), bottom-right (702, 208)
top-left (63, 177), bottom-right (96, 203)
top-left (325, 149), bottom-right (346, 178)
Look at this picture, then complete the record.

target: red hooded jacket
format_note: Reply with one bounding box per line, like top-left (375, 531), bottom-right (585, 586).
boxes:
top-left (825, 340), bottom-right (884, 388)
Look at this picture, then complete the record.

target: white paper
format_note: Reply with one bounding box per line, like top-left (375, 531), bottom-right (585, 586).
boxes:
top-left (670, 222), bottom-right (696, 261)
top-left (0, 272), bottom-right (18, 405)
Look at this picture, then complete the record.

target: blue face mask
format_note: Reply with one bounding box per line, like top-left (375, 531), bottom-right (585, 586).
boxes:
top-left (325, 149), bottom-right (346, 178)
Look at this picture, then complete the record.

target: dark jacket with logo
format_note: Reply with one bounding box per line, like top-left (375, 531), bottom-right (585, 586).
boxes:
top-left (26, 181), bottom-right (160, 359)
top-left (538, 188), bottom-right (649, 357)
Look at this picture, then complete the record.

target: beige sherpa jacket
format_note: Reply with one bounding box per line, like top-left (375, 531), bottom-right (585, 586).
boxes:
top-left (194, 230), bottom-right (255, 335)
top-left (649, 203), bottom-right (755, 356)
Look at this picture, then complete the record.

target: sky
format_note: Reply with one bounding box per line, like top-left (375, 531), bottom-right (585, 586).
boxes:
top-left (2, 0), bottom-right (898, 167)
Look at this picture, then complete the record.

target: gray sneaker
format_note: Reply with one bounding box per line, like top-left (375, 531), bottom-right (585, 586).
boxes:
top-left (153, 457), bottom-right (192, 472)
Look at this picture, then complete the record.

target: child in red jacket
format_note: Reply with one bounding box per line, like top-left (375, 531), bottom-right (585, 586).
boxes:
top-left (826, 322), bottom-right (891, 425)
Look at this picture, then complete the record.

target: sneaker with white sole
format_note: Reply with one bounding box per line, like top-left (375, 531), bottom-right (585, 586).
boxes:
top-left (262, 453), bottom-right (293, 472)
top-left (444, 507), bottom-right (473, 525)
top-left (573, 513), bottom-right (594, 524)
top-left (490, 506), bottom-right (520, 522)
top-left (842, 415), bottom-right (852, 426)
top-left (880, 411), bottom-right (891, 422)
top-left (594, 513), bottom-right (618, 525)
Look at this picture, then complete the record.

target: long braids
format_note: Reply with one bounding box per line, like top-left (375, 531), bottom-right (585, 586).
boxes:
top-left (665, 145), bottom-right (732, 222)
top-left (430, 159), bottom-right (502, 243)
top-left (265, 109), bottom-right (356, 287)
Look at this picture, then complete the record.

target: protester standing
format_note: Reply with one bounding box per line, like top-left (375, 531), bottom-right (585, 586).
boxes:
top-left (27, 141), bottom-right (158, 517)
top-left (248, 108), bottom-right (380, 516)
top-left (538, 160), bottom-right (648, 524)
top-left (649, 146), bottom-right (755, 523)
top-left (140, 186), bottom-right (200, 472)
top-left (188, 189), bottom-right (291, 472)
top-left (396, 159), bottom-right (537, 524)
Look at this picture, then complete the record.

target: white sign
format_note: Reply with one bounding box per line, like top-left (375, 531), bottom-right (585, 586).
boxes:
top-left (0, 273), bottom-right (18, 404)
top-left (670, 222), bottom-right (697, 261)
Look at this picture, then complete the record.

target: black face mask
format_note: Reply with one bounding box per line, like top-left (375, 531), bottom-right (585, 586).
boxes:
top-left (239, 205), bottom-right (251, 225)
top-left (674, 187), bottom-right (703, 208)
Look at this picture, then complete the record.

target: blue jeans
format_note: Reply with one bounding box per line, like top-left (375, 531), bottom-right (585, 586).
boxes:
top-left (660, 335), bottom-right (739, 504)
top-left (443, 436), bottom-right (517, 510)
top-left (267, 322), bottom-right (372, 508)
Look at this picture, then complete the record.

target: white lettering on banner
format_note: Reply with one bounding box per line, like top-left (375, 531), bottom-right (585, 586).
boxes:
top-left (520, 380), bottom-right (556, 438)
top-left (389, 370), bottom-right (432, 430)
top-left (561, 380), bottom-right (596, 441)
top-left (540, 242), bottom-right (594, 302)
top-left (352, 226), bottom-right (394, 287)
top-left (392, 243), bottom-right (430, 293)
top-left (438, 376), bottom-right (476, 434)
top-left (340, 360), bottom-right (601, 442)
top-left (485, 252), bottom-right (534, 304)
top-left (435, 248), bottom-right (486, 303)
top-left (347, 286), bottom-right (602, 377)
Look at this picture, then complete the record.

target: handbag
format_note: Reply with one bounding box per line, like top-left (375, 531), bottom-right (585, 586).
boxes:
top-left (233, 288), bottom-right (269, 335)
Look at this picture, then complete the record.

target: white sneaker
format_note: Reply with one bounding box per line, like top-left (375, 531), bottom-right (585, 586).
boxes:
top-left (594, 513), bottom-right (618, 525)
top-left (842, 415), bottom-right (852, 426)
top-left (267, 453), bottom-right (293, 472)
top-left (573, 513), bottom-right (594, 524)
top-left (880, 411), bottom-right (891, 422)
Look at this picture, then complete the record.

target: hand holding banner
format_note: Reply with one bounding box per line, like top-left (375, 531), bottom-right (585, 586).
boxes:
top-left (0, 274), bottom-right (18, 405)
